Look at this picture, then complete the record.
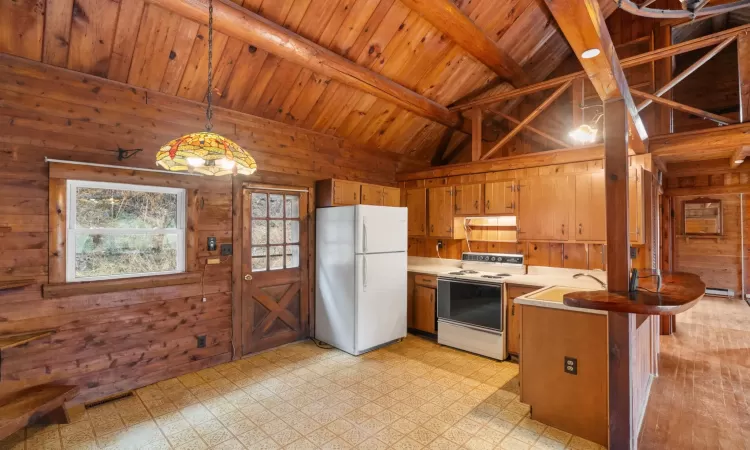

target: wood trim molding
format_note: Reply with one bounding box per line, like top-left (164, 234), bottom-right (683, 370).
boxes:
top-left (42, 272), bottom-right (203, 299)
top-left (396, 145), bottom-right (605, 181)
top-left (48, 178), bottom-right (67, 284)
top-left (47, 162), bottom-right (201, 286)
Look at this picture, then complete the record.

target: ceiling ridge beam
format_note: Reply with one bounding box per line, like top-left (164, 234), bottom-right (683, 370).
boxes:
top-left (147, 0), bottom-right (463, 129)
top-left (397, 0), bottom-right (530, 86)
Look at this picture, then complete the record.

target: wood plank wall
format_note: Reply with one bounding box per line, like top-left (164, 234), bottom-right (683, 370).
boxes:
top-left (665, 165), bottom-right (750, 296)
top-left (0, 55), bottom-right (402, 404)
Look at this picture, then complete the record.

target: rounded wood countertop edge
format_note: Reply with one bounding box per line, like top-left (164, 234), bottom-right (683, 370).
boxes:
top-left (562, 271), bottom-right (706, 315)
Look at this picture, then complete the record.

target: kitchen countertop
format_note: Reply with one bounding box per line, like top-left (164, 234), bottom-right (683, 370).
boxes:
top-left (407, 257), bottom-right (607, 313)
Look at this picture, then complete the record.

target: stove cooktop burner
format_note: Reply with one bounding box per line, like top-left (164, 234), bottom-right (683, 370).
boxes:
top-left (448, 270), bottom-right (479, 275)
top-left (480, 274), bottom-right (510, 279)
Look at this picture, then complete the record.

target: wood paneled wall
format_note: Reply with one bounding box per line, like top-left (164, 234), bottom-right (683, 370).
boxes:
top-left (0, 55), bottom-right (402, 404)
top-left (408, 239), bottom-right (607, 271)
top-left (665, 163), bottom-right (750, 296)
top-left (672, 195), bottom-right (743, 293)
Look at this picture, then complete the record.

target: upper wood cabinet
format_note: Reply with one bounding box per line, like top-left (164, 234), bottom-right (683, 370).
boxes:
top-left (361, 184), bottom-right (383, 205)
top-left (317, 179), bottom-right (400, 208)
top-left (575, 172), bottom-right (606, 241)
top-left (454, 184), bottom-right (483, 216)
top-left (383, 187), bottom-right (401, 207)
top-left (485, 181), bottom-right (516, 215)
top-left (518, 175), bottom-right (574, 241)
top-left (428, 186), bottom-right (455, 238)
top-left (406, 188), bottom-right (427, 237)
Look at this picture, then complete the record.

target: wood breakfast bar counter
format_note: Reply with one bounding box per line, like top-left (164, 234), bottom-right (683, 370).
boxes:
top-left (563, 271), bottom-right (706, 315)
top-left (516, 271), bottom-right (706, 448)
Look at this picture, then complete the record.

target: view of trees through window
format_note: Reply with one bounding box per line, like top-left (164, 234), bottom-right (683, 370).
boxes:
top-left (70, 184), bottom-right (184, 280)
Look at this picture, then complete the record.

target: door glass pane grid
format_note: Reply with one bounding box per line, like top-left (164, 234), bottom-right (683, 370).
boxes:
top-left (251, 192), bottom-right (301, 271)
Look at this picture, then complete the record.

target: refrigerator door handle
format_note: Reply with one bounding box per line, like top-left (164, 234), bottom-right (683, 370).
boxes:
top-left (363, 255), bottom-right (368, 289)
top-left (363, 220), bottom-right (367, 253)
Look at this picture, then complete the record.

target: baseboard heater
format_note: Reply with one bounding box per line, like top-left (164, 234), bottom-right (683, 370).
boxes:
top-left (705, 287), bottom-right (734, 298)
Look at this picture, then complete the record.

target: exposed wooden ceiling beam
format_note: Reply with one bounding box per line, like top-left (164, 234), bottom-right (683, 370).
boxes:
top-left (730, 146), bottom-right (750, 168)
top-left (630, 89), bottom-right (737, 126)
top-left (452, 23), bottom-right (750, 112)
top-left (481, 81), bottom-right (572, 160)
top-left (431, 128), bottom-right (456, 166)
top-left (397, 0), bottom-right (530, 86)
top-left (148, 0), bottom-right (463, 129)
top-left (492, 111), bottom-right (571, 149)
top-left (544, 0), bottom-right (648, 148)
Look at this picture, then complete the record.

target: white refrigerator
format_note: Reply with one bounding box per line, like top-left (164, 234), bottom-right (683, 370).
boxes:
top-left (315, 205), bottom-right (407, 355)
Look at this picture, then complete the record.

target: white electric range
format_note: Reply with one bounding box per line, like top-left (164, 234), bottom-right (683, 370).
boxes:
top-left (436, 252), bottom-right (525, 360)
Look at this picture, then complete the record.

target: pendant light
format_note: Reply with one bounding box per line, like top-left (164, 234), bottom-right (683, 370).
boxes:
top-left (156, 0), bottom-right (257, 176)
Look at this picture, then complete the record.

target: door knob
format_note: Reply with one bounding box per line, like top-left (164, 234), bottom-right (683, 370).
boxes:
top-left (244, 274), bottom-right (253, 281)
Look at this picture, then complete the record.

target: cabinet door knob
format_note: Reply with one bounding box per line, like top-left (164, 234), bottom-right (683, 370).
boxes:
top-left (244, 274), bottom-right (253, 281)
top-left (474, 200), bottom-right (478, 210)
top-left (511, 303), bottom-right (515, 316)
top-left (486, 200), bottom-right (490, 210)
top-left (579, 224), bottom-right (583, 235)
top-left (561, 224), bottom-right (565, 235)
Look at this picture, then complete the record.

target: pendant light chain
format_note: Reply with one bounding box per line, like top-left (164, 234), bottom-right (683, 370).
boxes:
top-left (205, 0), bottom-right (214, 131)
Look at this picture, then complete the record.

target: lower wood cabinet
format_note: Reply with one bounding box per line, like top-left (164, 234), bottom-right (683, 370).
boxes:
top-left (408, 272), bottom-right (437, 334)
top-left (506, 284), bottom-right (538, 356)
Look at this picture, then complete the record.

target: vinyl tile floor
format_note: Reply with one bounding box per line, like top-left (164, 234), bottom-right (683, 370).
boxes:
top-left (1, 335), bottom-right (604, 450)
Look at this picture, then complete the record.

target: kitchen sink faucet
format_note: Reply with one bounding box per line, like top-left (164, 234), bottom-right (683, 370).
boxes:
top-left (572, 273), bottom-right (607, 289)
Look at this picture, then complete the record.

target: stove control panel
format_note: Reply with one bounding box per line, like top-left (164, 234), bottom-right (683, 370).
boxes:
top-left (461, 252), bottom-right (524, 265)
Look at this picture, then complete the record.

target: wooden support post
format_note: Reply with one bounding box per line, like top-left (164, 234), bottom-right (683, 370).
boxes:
top-left (471, 108), bottom-right (483, 161)
top-left (604, 98), bottom-right (634, 450)
top-left (739, 31), bottom-right (750, 122)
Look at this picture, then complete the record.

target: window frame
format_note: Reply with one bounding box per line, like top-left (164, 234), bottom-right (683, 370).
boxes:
top-left (65, 179), bottom-right (187, 283)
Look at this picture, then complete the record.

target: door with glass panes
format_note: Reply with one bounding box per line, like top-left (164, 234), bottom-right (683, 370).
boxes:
top-left (242, 188), bottom-right (309, 354)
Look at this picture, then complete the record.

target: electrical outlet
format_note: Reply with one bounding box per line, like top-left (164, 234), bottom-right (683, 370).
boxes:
top-left (207, 237), bottom-right (217, 252)
top-left (220, 244), bottom-right (233, 256)
top-left (564, 356), bottom-right (577, 375)
top-left (630, 247), bottom-right (637, 259)
top-left (197, 335), bottom-right (207, 348)
top-left (437, 240), bottom-right (444, 249)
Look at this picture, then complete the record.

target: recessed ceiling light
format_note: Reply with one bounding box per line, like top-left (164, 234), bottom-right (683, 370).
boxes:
top-left (735, 159), bottom-right (745, 164)
top-left (581, 48), bottom-right (601, 59)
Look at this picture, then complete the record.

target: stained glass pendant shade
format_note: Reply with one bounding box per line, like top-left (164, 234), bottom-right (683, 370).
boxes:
top-left (156, 132), bottom-right (257, 176)
top-left (156, 0), bottom-right (256, 177)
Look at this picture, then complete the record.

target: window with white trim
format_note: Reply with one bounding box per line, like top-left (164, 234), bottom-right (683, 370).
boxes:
top-left (66, 180), bottom-right (186, 282)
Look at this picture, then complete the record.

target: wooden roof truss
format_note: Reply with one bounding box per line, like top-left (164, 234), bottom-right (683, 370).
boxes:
top-left (456, 23), bottom-right (750, 163)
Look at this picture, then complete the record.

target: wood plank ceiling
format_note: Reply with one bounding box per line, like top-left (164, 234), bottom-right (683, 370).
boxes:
top-left (0, 0), bottom-right (616, 165)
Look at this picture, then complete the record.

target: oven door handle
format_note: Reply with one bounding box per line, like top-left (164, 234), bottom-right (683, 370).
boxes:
top-left (438, 318), bottom-right (502, 335)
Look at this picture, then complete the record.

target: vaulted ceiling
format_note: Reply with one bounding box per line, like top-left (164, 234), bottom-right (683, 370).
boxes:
top-left (0, 0), bottom-right (617, 166)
